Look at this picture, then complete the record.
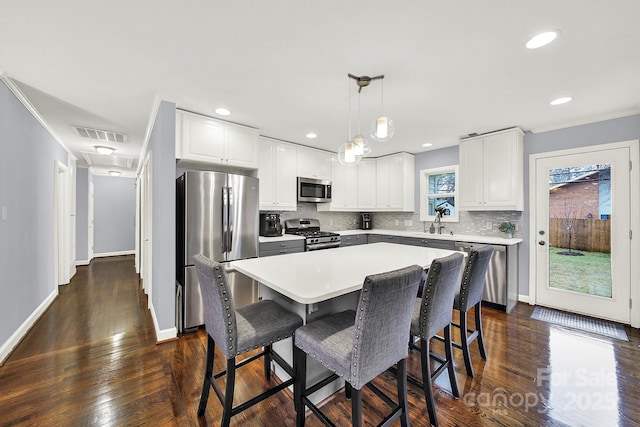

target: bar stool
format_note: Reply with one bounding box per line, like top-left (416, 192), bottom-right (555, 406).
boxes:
top-left (293, 265), bottom-right (424, 427)
top-left (193, 254), bottom-right (303, 427)
top-left (408, 253), bottom-right (464, 427)
top-left (452, 245), bottom-right (494, 377)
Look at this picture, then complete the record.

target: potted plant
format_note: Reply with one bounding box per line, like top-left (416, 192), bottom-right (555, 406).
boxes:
top-left (498, 221), bottom-right (516, 238)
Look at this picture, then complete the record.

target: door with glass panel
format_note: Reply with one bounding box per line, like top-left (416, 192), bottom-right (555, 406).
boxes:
top-left (534, 147), bottom-right (630, 323)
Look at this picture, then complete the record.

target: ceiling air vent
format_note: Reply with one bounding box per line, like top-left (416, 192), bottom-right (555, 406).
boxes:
top-left (72, 126), bottom-right (128, 143)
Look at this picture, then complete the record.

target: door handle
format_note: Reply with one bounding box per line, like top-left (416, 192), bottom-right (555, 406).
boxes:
top-left (538, 240), bottom-right (546, 246)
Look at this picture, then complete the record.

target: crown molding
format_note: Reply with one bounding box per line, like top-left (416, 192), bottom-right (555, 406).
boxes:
top-left (530, 107), bottom-right (640, 134)
top-left (0, 72), bottom-right (77, 160)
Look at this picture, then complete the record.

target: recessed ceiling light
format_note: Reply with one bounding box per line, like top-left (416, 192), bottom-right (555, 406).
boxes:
top-left (550, 97), bottom-right (572, 105)
top-left (422, 143), bottom-right (433, 147)
top-left (95, 146), bottom-right (114, 155)
top-left (109, 171), bottom-right (121, 177)
top-left (215, 107), bottom-right (231, 116)
top-left (306, 133), bottom-right (317, 139)
top-left (526, 31), bottom-right (559, 49)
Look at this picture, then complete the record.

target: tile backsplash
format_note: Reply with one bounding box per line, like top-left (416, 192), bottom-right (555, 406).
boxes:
top-left (264, 204), bottom-right (523, 238)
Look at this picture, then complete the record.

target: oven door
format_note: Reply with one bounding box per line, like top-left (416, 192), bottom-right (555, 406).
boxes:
top-left (297, 177), bottom-right (332, 202)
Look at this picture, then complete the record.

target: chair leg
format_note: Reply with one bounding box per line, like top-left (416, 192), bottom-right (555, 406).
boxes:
top-left (396, 358), bottom-right (410, 427)
top-left (351, 387), bottom-right (362, 427)
top-left (475, 302), bottom-right (487, 360)
top-left (197, 335), bottom-right (215, 416)
top-left (293, 345), bottom-right (307, 427)
top-left (420, 338), bottom-right (439, 427)
top-left (264, 344), bottom-right (272, 381)
top-left (459, 311), bottom-right (475, 377)
top-left (444, 325), bottom-right (460, 398)
top-left (221, 357), bottom-right (236, 427)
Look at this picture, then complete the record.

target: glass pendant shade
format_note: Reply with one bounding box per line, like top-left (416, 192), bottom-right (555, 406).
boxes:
top-left (338, 140), bottom-right (363, 165)
top-left (370, 116), bottom-right (395, 142)
top-left (353, 135), bottom-right (371, 156)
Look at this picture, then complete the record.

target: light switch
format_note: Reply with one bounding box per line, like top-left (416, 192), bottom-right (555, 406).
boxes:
top-left (1, 207), bottom-right (6, 221)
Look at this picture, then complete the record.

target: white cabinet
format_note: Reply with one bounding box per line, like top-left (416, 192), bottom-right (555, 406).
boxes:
top-left (176, 110), bottom-right (259, 169)
top-left (258, 137), bottom-right (297, 211)
top-left (318, 155), bottom-right (359, 211)
top-left (375, 153), bottom-right (415, 211)
top-left (459, 128), bottom-right (524, 211)
top-left (296, 145), bottom-right (331, 180)
top-left (357, 159), bottom-right (377, 209)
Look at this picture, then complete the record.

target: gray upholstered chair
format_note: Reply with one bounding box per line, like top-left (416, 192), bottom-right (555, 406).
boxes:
top-left (293, 265), bottom-right (424, 427)
top-left (452, 245), bottom-right (494, 377)
top-left (193, 254), bottom-right (303, 427)
top-left (409, 252), bottom-right (464, 427)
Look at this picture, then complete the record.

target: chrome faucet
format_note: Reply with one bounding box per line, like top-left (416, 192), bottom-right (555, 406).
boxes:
top-left (434, 210), bottom-right (444, 234)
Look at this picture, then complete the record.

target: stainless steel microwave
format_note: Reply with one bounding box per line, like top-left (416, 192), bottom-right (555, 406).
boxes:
top-left (297, 177), bottom-right (332, 202)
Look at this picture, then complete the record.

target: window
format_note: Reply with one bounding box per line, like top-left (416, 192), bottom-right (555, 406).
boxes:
top-left (420, 165), bottom-right (459, 222)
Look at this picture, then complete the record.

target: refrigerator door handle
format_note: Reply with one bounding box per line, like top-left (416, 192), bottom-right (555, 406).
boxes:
top-left (227, 186), bottom-right (233, 254)
top-left (222, 186), bottom-right (229, 255)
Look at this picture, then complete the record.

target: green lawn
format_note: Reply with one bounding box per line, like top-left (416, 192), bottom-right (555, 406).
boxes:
top-left (548, 247), bottom-right (612, 297)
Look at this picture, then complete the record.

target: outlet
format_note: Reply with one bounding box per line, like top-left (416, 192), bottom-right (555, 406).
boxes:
top-left (395, 220), bottom-right (399, 226)
top-left (404, 220), bottom-right (413, 227)
top-left (486, 221), bottom-right (492, 230)
top-left (1, 207), bottom-right (6, 221)
top-left (515, 223), bottom-right (519, 231)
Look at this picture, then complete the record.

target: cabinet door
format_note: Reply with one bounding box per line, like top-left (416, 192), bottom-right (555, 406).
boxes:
top-left (225, 124), bottom-right (258, 168)
top-left (258, 138), bottom-right (276, 208)
top-left (386, 155), bottom-right (405, 209)
top-left (483, 132), bottom-right (518, 208)
top-left (459, 138), bottom-right (485, 209)
top-left (376, 156), bottom-right (390, 209)
top-left (297, 146), bottom-right (331, 179)
top-left (330, 156), bottom-right (358, 210)
top-left (357, 159), bottom-right (377, 209)
top-left (182, 113), bottom-right (225, 163)
top-left (274, 142), bottom-right (297, 209)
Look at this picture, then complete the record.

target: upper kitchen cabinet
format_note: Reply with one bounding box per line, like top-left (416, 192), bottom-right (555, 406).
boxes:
top-left (175, 110), bottom-right (259, 169)
top-left (296, 145), bottom-right (332, 180)
top-left (375, 153), bottom-right (415, 212)
top-left (318, 155), bottom-right (359, 211)
top-left (459, 127), bottom-right (524, 211)
top-left (357, 159), bottom-right (377, 210)
top-left (258, 137), bottom-right (297, 211)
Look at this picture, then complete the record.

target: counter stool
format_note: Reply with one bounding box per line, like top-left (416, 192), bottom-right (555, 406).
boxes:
top-left (408, 253), bottom-right (464, 427)
top-left (193, 255), bottom-right (303, 427)
top-left (452, 245), bottom-right (494, 377)
top-left (294, 265), bottom-right (423, 427)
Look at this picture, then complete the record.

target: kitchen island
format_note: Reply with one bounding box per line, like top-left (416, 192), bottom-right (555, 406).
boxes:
top-left (230, 242), bottom-right (465, 403)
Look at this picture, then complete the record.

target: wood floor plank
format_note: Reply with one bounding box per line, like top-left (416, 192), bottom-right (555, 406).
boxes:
top-left (1, 255), bottom-right (638, 426)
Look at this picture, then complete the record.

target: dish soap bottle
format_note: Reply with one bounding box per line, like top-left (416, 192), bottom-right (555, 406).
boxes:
top-left (429, 223), bottom-right (435, 234)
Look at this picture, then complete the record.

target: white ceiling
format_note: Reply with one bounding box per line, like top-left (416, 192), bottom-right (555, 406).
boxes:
top-left (1, 1), bottom-right (639, 177)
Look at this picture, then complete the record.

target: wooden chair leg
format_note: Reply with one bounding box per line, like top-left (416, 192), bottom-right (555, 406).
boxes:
top-left (264, 344), bottom-right (272, 381)
top-left (293, 346), bottom-right (307, 427)
top-left (351, 387), bottom-right (362, 427)
top-left (420, 338), bottom-right (439, 427)
top-left (459, 311), bottom-right (475, 377)
top-left (396, 358), bottom-right (410, 427)
top-left (197, 335), bottom-right (215, 416)
top-left (475, 302), bottom-right (487, 360)
top-left (221, 357), bottom-right (236, 427)
top-left (444, 325), bottom-right (460, 398)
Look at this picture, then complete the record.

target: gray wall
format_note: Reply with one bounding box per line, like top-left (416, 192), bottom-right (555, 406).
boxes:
top-left (75, 167), bottom-right (89, 262)
top-left (93, 175), bottom-right (136, 255)
top-left (147, 100), bottom-right (176, 332)
top-left (0, 80), bottom-right (68, 349)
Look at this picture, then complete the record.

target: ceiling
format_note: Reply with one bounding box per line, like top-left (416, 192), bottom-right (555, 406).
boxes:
top-left (1, 1), bottom-right (639, 177)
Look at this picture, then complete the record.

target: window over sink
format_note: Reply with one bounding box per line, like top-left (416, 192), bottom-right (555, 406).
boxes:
top-left (420, 165), bottom-right (459, 223)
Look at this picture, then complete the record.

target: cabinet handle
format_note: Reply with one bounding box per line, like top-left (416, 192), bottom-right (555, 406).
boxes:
top-left (279, 243), bottom-right (287, 247)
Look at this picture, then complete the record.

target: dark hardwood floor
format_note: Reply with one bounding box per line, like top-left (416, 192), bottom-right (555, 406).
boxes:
top-left (1, 255), bottom-right (639, 426)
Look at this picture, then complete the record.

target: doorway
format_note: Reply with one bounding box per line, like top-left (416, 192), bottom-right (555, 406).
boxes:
top-left (530, 141), bottom-right (639, 324)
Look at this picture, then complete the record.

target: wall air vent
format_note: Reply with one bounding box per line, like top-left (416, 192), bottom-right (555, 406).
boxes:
top-left (80, 151), bottom-right (133, 169)
top-left (72, 126), bottom-right (128, 143)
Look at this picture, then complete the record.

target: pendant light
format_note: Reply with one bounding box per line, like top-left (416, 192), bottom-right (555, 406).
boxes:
top-left (338, 77), bottom-right (367, 165)
top-left (370, 78), bottom-right (395, 142)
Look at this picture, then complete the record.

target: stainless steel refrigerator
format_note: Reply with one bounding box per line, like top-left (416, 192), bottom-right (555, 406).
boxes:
top-left (176, 171), bottom-right (260, 332)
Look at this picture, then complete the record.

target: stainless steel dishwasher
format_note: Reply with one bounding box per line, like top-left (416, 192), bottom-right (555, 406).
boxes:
top-left (454, 242), bottom-right (508, 310)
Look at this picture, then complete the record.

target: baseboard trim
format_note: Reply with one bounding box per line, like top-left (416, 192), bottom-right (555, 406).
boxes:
top-left (93, 250), bottom-right (135, 258)
top-left (148, 301), bottom-right (177, 343)
top-left (75, 259), bottom-right (91, 266)
top-left (0, 288), bottom-right (58, 366)
top-left (518, 294), bottom-right (531, 304)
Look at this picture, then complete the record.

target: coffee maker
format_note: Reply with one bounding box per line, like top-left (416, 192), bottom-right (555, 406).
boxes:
top-left (359, 213), bottom-right (372, 230)
top-left (259, 213), bottom-right (282, 237)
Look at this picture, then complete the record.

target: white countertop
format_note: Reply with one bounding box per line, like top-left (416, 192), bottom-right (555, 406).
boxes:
top-left (230, 242), bottom-right (465, 304)
top-left (338, 229), bottom-right (522, 245)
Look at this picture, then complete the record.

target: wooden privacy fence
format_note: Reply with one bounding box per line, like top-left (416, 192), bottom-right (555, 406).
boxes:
top-left (549, 218), bottom-right (610, 253)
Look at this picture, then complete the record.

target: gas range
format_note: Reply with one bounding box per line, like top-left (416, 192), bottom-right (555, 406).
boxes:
top-left (284, 218), bottom-right (341, 251)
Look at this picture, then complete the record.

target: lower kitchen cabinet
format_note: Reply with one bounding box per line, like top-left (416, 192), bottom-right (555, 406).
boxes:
top-left (340, 234), bottom-right (368, 247)
top-left (368, 234), bottom-right (401, 244)
top-left (259, 240), bottom-right (305, 257)
top-left (399, 236), bottom-right (455, 250)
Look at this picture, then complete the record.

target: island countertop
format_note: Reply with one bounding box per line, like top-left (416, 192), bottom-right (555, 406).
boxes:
top-left (230, 242), bottom-right (465, 304)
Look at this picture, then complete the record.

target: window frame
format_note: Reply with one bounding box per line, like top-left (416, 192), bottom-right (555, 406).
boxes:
top-left (419, 165), bottom-right (459, 223)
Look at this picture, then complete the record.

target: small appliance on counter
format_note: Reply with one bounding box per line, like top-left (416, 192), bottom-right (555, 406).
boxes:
top-left (359, 213), bottom-right (372, 230)
top-left (259, 213), bottom-right (283, 237)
